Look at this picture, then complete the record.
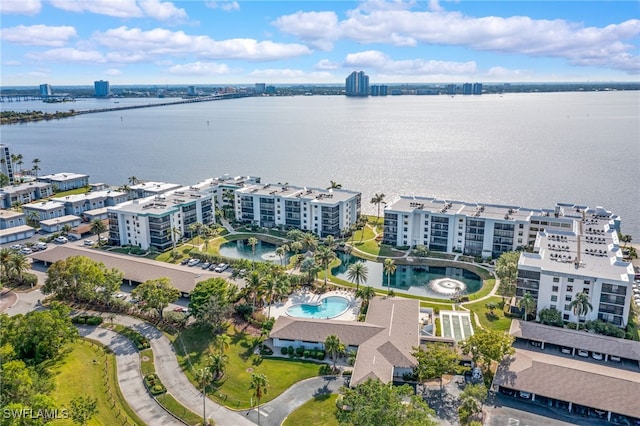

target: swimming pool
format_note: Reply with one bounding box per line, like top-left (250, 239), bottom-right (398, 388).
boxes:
top-left (286, 296), bottom-right (351, 319)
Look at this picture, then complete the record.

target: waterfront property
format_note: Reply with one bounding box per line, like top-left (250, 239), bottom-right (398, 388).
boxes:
top-left (0, 181), bottom-right (54, 209)
top-left (37, 172), bottom-right (89, 191)
top-left (0, 144), bottom-right (14, 184)
top-left (51, 189), bottom-right (128, 216)
top-left (269, 297), bottom-right (420, 387)
top-left (235, 182), bottom-right (361, 237)
top-left (492, 320), bottom-right (640, 423)
top-left (191, 174), bottom-right (261, 210)
top-left (382, 196), bottom-right (620, 258)
top-left (127, 181), bottom-right (183, 200)
top-left (21, 200), bottom-right (66, 222)
top-left (517, 211), bottom-right (635, 327)
top-left (39, 215), bottom-right (83, 233)
top-left (107, 186), bottom-right (214, 251)
top-left (0, 209), bottom-right (35, 243)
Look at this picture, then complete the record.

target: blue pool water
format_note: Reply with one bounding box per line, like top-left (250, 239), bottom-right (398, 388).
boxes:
top-left (286, 296), bottom-right (351, 319)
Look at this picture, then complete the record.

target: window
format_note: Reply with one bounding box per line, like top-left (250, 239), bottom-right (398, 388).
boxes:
top-left (553, 277), bottom-right (560, 283)
top-left (567, 285), bottom-right (573, 292)
top-left (565, 295), bottom-right (572, 302)
top-left (519, 224), bottom-right (524, 229)
top-left (583, 288), bottom-right (589, 295)
top-left (552, 286), bottom-right (559, 292)
top-left (550, 304), bottom-right (557, 310)
top-left (568, 278), bottom-right (574, 283)
top-left (584, 280), bottom-right (591, 285)
top-left (564, 304), bottom-right (571, 311)
top-left (563, 314), bottom-right (570, 321)
top-left (551, 295), bottom-right (558, 302)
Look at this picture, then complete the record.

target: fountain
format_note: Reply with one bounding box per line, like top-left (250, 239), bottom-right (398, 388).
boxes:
top-left (260, 251), bottom-right (280, 262)
top-left (428, 278), bottom-right (467, 295)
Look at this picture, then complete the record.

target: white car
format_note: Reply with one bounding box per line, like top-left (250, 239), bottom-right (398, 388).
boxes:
top-left (187, 258), bottom-right (201, 267)
top-left (54, 236), bottom-right (68, 244)
top-left (610, 355), bottom-right (621, 362)
top-left (519, 391), bottom-right (531, 399)
top-left (592, 352), bottom-right (603, 360)
top-left (214, 263), bottom-right (229, 272)
top-left (577, 349), bottom-right (589, 357)
top-left (10, 244), bottom-right (22, 250)
top-left (84, 239), bottom-right (95, 246)
top-left (20, 247), bottom-right (32, 255)
top-left (34, 242), bottom-right (48, 250)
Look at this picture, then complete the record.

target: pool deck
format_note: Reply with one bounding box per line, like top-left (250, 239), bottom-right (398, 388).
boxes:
top-left (266, 289), bottom-right (360, 321)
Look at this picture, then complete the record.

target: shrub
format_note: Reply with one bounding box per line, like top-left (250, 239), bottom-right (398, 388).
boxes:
top-left (72, 316), bottom-right (86, 324)
top-left (86, 316), bottom-right (104, 326)
top-left (342, 370), bottom-right (352, 376)
top-left (281, 347), bottom-right (288, 355)
top-left (235, 303), bottom-right (253, 319)
top-left (303, 350), bottom-right (311, 358)
top-left (288, 346), bottom-right (295, 357)
top-left (295, 346), bottom-right (305, 357)
top-left (21, 273), bottom-right (38, 288)
top-left (316, 351), bottom-right (326, 360)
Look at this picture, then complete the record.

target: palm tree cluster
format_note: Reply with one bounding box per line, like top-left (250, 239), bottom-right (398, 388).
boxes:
top-left (242, 262), bottom-right (297, 317)
top-left (0, 152), bottom-right (43, 185)
top-left (0, 249), bottom-right (31, 285)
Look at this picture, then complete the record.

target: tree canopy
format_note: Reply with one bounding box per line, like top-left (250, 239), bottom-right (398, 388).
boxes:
top-left (459, 329), bottom-right (514, 375)
top-left (495, 251), bottom-right (520, 298)
top-left (131, 277), bottom-right (180, 319)
top-left (337, 378), bottom-right (437, 426)
top-left (413, 343), bottom-right (465, 391)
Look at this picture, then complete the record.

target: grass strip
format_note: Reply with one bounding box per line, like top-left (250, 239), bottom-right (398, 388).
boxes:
top-left (156, 393), bottom-right (204, 426)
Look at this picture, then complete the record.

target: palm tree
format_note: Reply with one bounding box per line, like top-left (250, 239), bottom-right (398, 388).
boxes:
top-left (208, 352), bottom-right (229, 380)
top-left (61, 224), bottom-right (72, 236)
top-left (323, 235), bottom-right (337, 250)
top-left (9, 253), bottom-right (30, 283)
top-left (300, 257), bottom-right (320, 285)
top-left (383, 258), bottom-right (396, 295)
top-left (211, 334), bottom-right (231, 354)
top-left (324, 334), bottom-right (345, 372)
top-left (247, 237), bottom-right (258, 268)
top-left (249, 373), bottom-right (269, 426)
top-left (245, 271), bottom-right (262, 312)
top-left (327, 180), bottom-right (342, 190)
top-left (275, 245), bottom-right (287, 266)
top-left (128, 176), bottom-right (140, 185)
top-left (355, 286), bottom-right (376, 307)
top-left (301, 233), bottom-right (318, 252)
top-left (171, 226), bottom-right (181, 252)
top-left (0, 248), bottom-right (12, 281)
top-left (570, 291), bottom-right (593, 330)
top-left (370, 193), bottom-right (386, 225)
top-left (90, 219), bottom-right (107, 244)
top-left (518, 292), bottom-right (537, 321)
top-left (16, 158), bottom-right (23, 175)
top-left (31, 158), bottom-right (41, 178)
top-left (315, 246), bottom-right (336, 290)
top-left (10, 154), bottom-right (18, 177)
top-left (194, 367), bottom-right (213, 425)
top-left (346, 261), bottom-right (368, 291)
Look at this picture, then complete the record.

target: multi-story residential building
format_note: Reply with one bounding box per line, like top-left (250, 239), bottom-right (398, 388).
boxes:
top-left (22, 200), bottom-right (66, 222)
top-left (39, 84), bottom-right (52, 97)
top-left (462, 83), bottom-right (473, 95)
top-left (0, 209), bottom-right (26, 229)
top-left (127, 181), bottom-right (182, 200)
top-left (51, 190), bottom-right (128, 216)
top-left (192, 175), bottom-right (261, 210)
top-left (235, 183), bottom-right (361, 237)
top-left (517, 211), bottom-right (635, 327)
top-left (0, 181), bottom-right (54, 209)
top-left (1, 144), bottom-right (14, 185)
top-left (107, 187), bottom-right (214, 251)
top-left (94, 80), bottom-right (110, 97)
top-left (472, 82), bottom-right (483, 95)
top-left (0, 210), bottom-right (35, 243)
top-left (382, 196), bottom-right (620, 258)
top-left (345, 71), bottom-right (370, 97)
top-left (38, 172), bottom-right (89, 191)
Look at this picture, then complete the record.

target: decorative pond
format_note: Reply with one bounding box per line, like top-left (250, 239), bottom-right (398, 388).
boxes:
top-left (332, 252), bottom-right (482, 299)
top-left (218, 240), bottom-right (290, 264)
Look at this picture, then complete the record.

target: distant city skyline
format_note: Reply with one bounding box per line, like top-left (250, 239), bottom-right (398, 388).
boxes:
top-left (0, 0), bottom-right (638, 86)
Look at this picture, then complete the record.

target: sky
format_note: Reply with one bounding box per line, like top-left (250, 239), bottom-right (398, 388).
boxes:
top-left (1, 0), bottom-right (638, 87)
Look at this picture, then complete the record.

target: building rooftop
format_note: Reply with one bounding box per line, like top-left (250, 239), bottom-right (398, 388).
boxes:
top-left (40, 215), bottom-right (81, 226)
top-left (39, 172), bottom-right (88, 181)
top-left (509, 320), bottom-right (640, 361)
top-left (0, 209), bottom-right (24, 219)
top-left (0, 225), bottom-right (35, 236)
top-left (238, 183), bottom-right (360, 204)
top-left (22, 200), bottom-right (65, 211)
top-left (129, 181), bottom-right (182, 194)
top-left (0, 181), bottom-right (52, 194)
top-left (112, 187), bottom-right (210, 215)
top-left (270, 316), bottom-right (384, 347)
top-left (493, 348), bottom-right (640, 418)
top-left (51, 189), bottom-right (125, 204)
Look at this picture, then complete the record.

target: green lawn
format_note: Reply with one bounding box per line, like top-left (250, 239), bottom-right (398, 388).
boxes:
top-left (174, 325), bottom-right (323, 409)
top-left (464, 296), bottom-right (513, 331)
top-left (156, 394), bottom-right (203, 426)
top-left (140, 348), bottom-right (154, 376)
top-left (283, 394), bottom-right (339, 426)
top-left (50, 339), bottom-right (142, 426)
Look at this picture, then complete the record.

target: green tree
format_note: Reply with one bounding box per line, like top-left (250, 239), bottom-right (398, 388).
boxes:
top-left (0, 248), bottom-right (11, 281)
top-left (131, 277), bottom-right (180, 319)
top-left (538, 307), bottom-right (564, 327)
top-left (315, 246), bottom-right (336, 290)
top-left (355, 286), bottom-right (376, 308)
top-left (194, 367), bottom-right (213, 426)
top-left (244, 270), bottom-right (263, 312)
top-left (327, 180), bottom-right (342, 189)
top-left (31, 158), bottom-right (41, 178)
top-left (8, 252), bottom-right (30, 284)
top-left (189, 278), bottom-right (237, 320)
top-left (495, 251), bottom-right (520, 300)
top-left (70, 396), bottom-right (98, 425)
top-left (324, 334), bottom-right (345, 372)
top-left (0, 172), bottom-right (9, 187)
top-left (212, 333), bottom-right (231, 354)
top-left (128, 176), bottom-right (139, 185)
top-left (301, 233), bottom-right (318, 252)
top-left (413, 343), bottom-right (465, 391)
top-left (247, 237), bottom-right (258, 267)
top-left (370, 193), bottom-right (386, 225)
top-left (517, 292), bottom-right (537, 321)
top-left (383, 258), bottom-right (396, 295)
top-left (300, 257), bottom-right (320, 285)
top-left (485, 301), bottom-right (498, 317)
top-left (275, 245), bottom-right (288, 266)
top-left (337, 378), bottom-right (437, 426)
top-left (458, 391), bottom-right (482, 426)
top-left (208, 351), bottom-right (229, 380)
top-left (43, 256), bottom-right (117, 303)
top-left (324, 235), bottom-right (337, 250)
top-left (460, 329), bottom-right (515, 376)
top-left (413, 245), bottom-right (429, 257)
top-left (90, 219), bottom-right (107, 244)
top-left (346, 261), bottom-right (369, 291)
top-left (570, 291), bottom-right (593, 330)
top-left (249, 373), bottom-right (270, 426)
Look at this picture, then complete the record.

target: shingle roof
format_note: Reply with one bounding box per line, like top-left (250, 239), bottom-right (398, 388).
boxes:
top-left (494, 348), bottom-right (640, 418)
top-left (510, 320), bottom-right (640, 361)
top-left (269, 316), bottom-right (384, 346)
top-left (30, 245), bottom-right (215, 294)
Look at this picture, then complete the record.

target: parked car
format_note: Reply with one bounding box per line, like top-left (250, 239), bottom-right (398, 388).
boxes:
top-left (187, 258), bottom-right (201, 267)
top-left (530, 340), bottom-right (542, 347)
top-left (99, 236), bottom-right (109, 243)
top-left (214, 263), bottom-right (229, 272)
top-left (577, 349), bottom-right (589, 357)
top-left (20, 247), bottom-right (32, 255)
top-left (561, 347), bottom-right (572, 355)
top-left (114, 293), bottom-right (127, 299)
top-left (54, 236), bottom-right (68, 244)
top-left (180, 258), bottom-right (190, 265)
top-left (519, 391), bottom-right (531, 399)
top-left (610, 355), bottom-right (621, 362)
top-left (34, 242), bottom-right (48, 251)
top-left (592, 352), bottom-right (603, 360)
top-left (10, 244), bottom-right (22, 250)
top-left (201, 262), bottom-right (211, 270)
top-left (208, 263), bottom-right (217, 271)
top-left (84, 239), bottom-right (95, 246)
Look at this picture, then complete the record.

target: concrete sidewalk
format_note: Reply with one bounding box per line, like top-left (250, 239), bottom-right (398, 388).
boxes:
top-left (77, 325), bottom-right (182, 426)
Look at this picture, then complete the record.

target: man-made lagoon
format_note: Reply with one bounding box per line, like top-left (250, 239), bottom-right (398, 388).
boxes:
top-left (218, 240), bottom-right (289, 264)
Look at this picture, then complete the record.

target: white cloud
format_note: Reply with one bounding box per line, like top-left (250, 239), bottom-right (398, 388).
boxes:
top-left (205, 1), bottom-right (239, 12)
top-left (272, 11), bottom-right (339, 51)
top-left (0, 0), bottom-right (41, 15)
top-left (168, 61), bottom-right (232, 75)
top-left (138, 0), bottom-right (187, 22)
top-left (27, 48), bottom-right (105, 63)
top-left (105, 68), bottom-right (123, 76)
top-left (48, 0), bottom-right (143, 18)
top-left (314, 59), bottom-right (339, 70)
top-left (274, 3), bottom-right (640, 73)
top-left (249, 68), bottom-right (334, 83)
top-left (344, 50), bottom-right (476, 75)
top-left (3, 60), bottom-right (21, 66)
top-left (93, 26), bottom-right (313, 61)
top-left (1, 25), bottom-right (76, 47)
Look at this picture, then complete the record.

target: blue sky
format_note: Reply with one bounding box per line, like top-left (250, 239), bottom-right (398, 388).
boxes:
top-left (1, 0), bottom-right (638, 86)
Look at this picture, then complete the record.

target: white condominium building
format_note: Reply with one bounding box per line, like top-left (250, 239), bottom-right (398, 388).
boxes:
top-left (38, 172), bottom-right (89, 191)
top-left (191, 175), bottom-right (261, 209)
top-left (107, 187), bottom-right (214, 251)
top-left (235, 183), bottom-right (361, 237)
top-left (51, 190), bottom-right (128, 216)
top-left (127, 181), bottom-right (183, 200)
top-left (382, 196), bottom-right (620, 259)
top-left (517, 210), bottom-right (634, 327)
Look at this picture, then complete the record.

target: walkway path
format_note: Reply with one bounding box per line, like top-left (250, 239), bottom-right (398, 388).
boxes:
top-left (76, 325), bottom-right (183, 426)
top-left (101, 314), bottom-right (255, 426)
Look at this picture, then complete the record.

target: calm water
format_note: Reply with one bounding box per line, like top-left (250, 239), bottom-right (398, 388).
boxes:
top-left (218, 240), bottom-right (289, 263)
top-left (2, 91), bottom-right (638, 237)
top-left (332, 253), bottom-right (482, 298)
top-left (286, 296), bottom-right (351, 319)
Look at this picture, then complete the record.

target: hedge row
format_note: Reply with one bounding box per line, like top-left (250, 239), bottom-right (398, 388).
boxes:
top-left (72, 315), bottom-right (104, 326)
top-left (144, 373), bottom-right (166, 395)
top-left (280, 346), bottom-right (326, 360)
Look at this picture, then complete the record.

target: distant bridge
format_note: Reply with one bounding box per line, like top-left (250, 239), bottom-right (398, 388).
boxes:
top-left (0, 95), bottom-right (43, 102)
